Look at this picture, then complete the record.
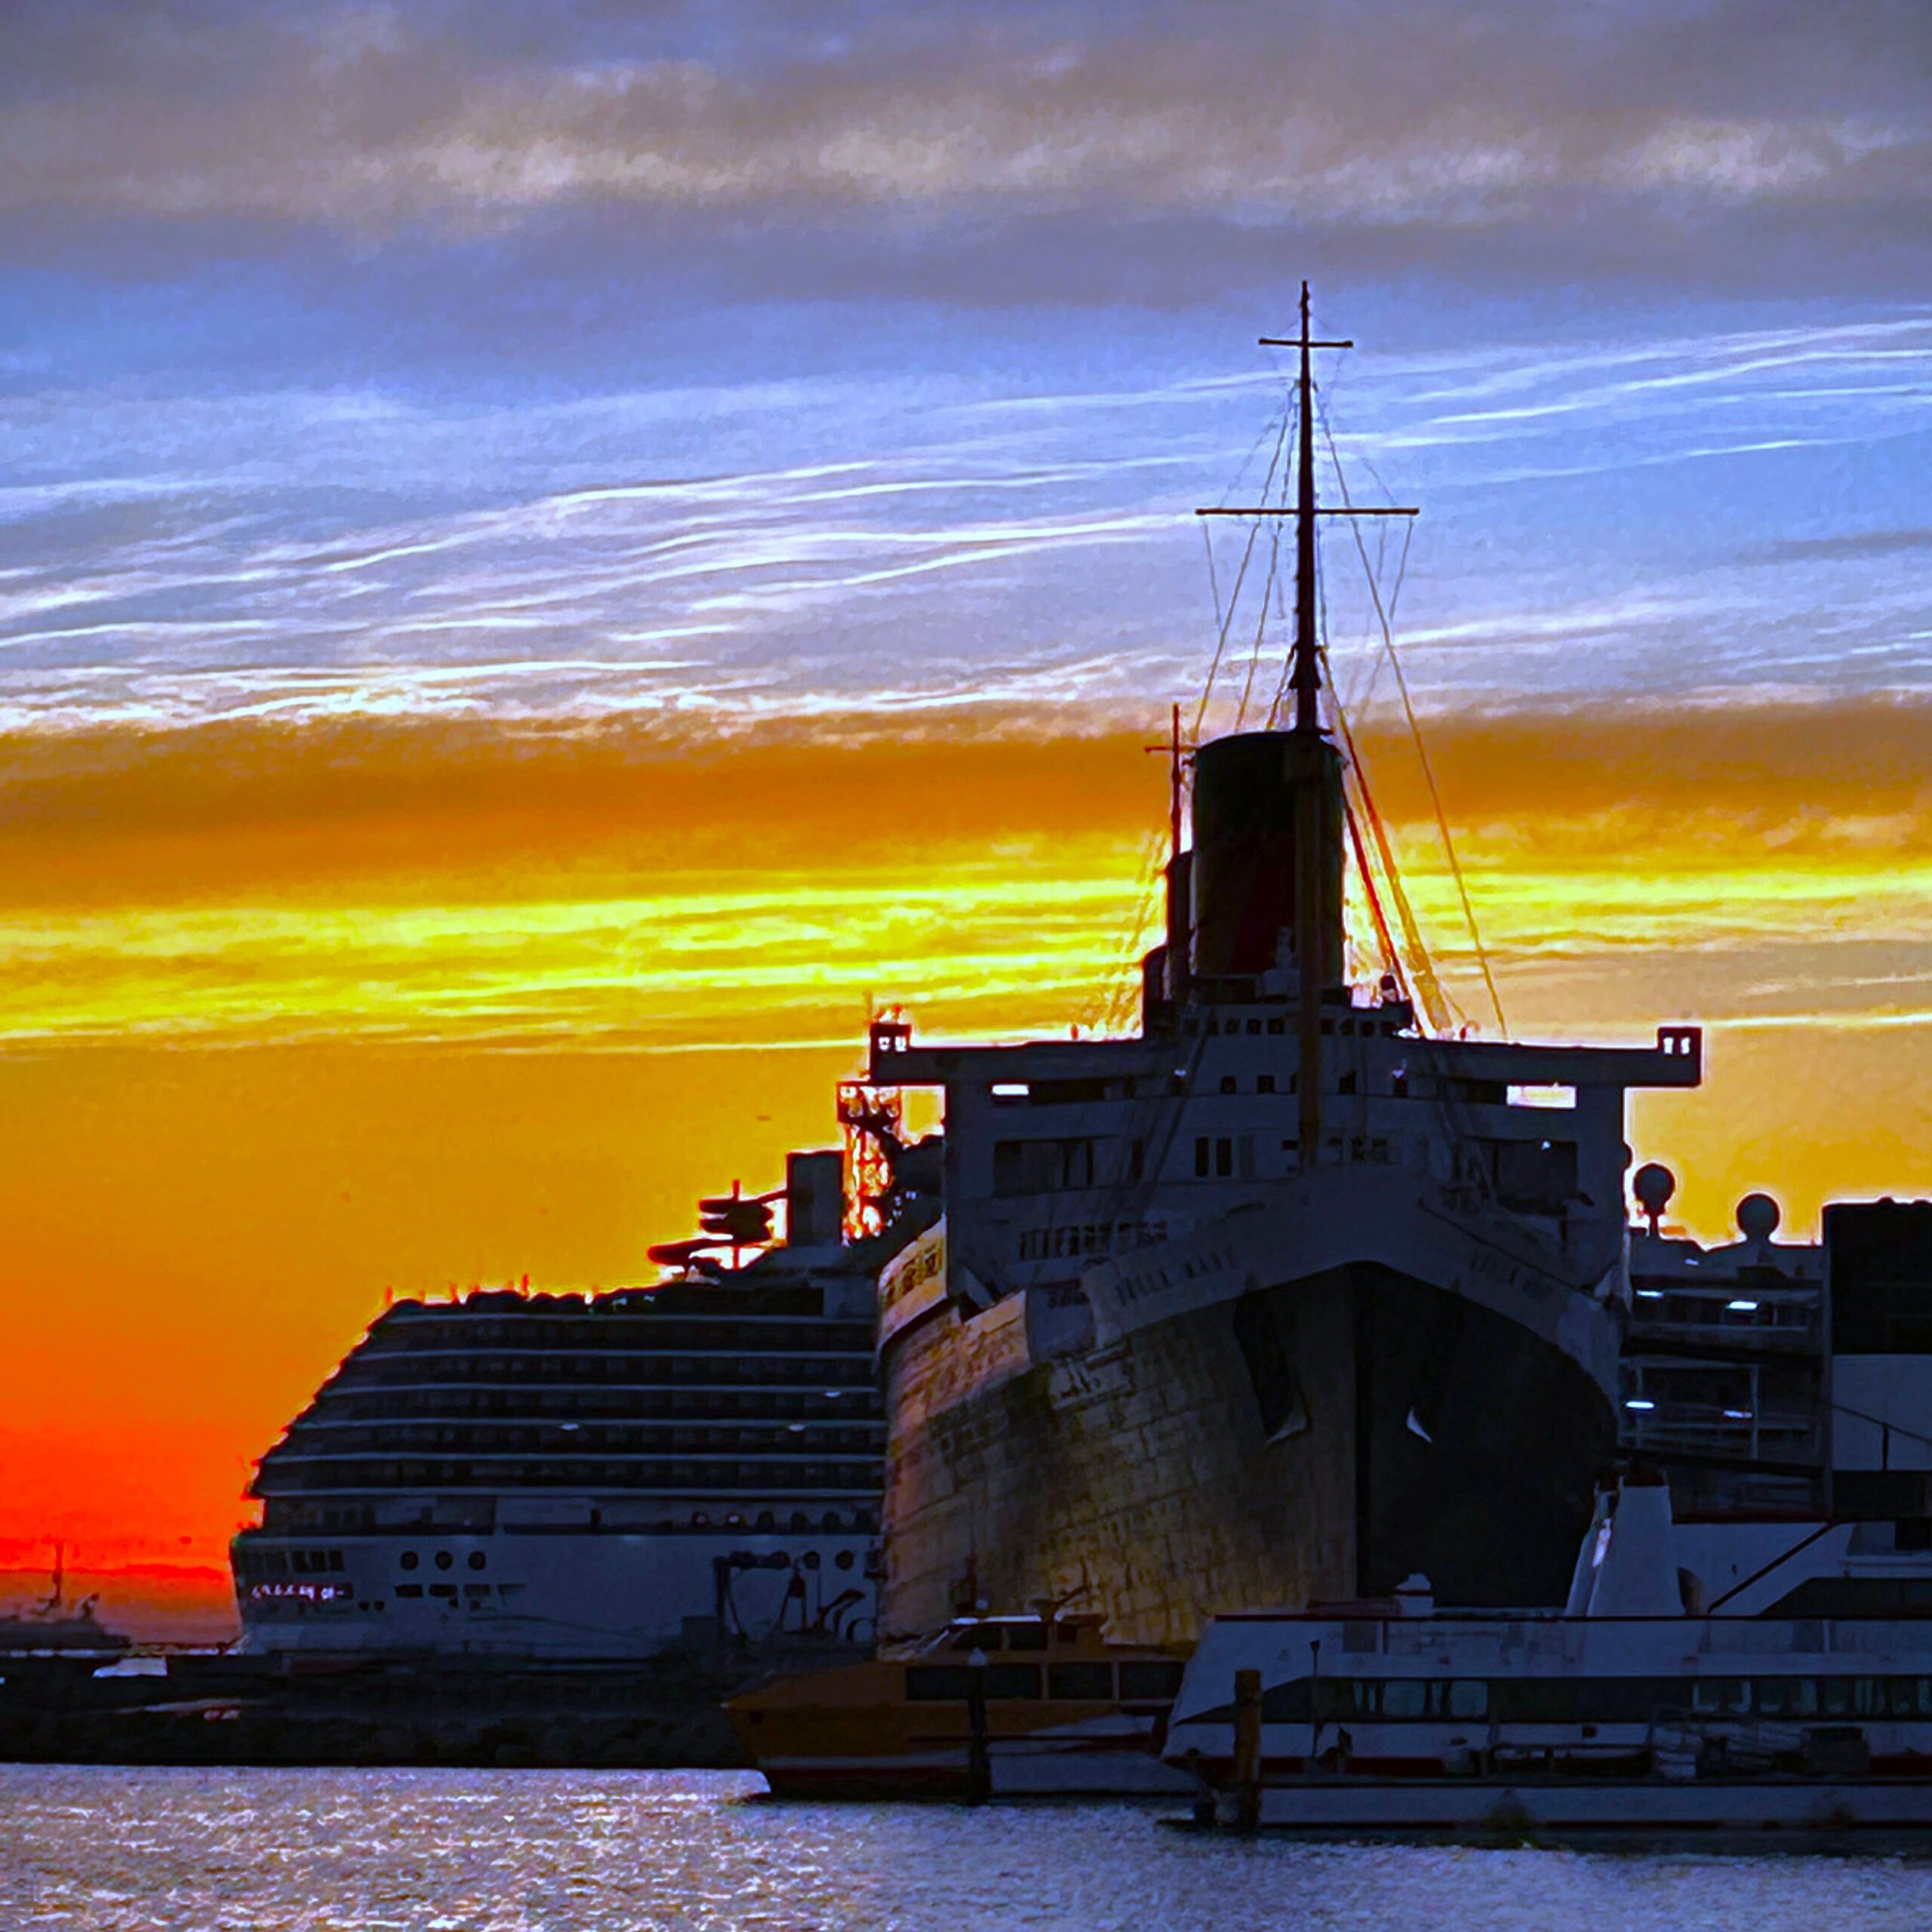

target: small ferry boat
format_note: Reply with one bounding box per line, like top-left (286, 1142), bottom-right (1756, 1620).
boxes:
top-left (729, 1611), bottom-right (1194, 1797)
top-left (1164, 1473), bottom-right (1932, 1834)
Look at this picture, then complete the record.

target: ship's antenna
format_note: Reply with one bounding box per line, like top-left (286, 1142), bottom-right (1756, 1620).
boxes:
top-left (1199, 284), bottom-right (1416, 710)
top-left (1143, 702), bottom-right (1188, 869)
top-left (1198, 283), bottom-right (1416, 1167)
top-left (1288, 282), bottom-right (1324, 734)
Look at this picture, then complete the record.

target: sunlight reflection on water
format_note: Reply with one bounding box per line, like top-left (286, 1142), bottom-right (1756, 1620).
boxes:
top-left (6, 1767), bottom-right (1932, 1932)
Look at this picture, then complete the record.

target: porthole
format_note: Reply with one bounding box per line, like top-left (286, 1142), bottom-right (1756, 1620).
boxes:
top-left (400, 1551), bottom-right (419, 1572)
top-left (467, 1551), bottom-right (486, 1572)
top-left (803, 1552), bottom-right (822, 1571)
top-left (835, 1550), bottom-right (856, 1571)
top-left (435, 1549), bottom-right (454, 1571)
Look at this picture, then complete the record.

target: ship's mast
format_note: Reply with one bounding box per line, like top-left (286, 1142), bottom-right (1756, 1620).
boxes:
top-left (1290, 281), bottom-right (1322, 737)
top-left (1282, 283), bottom-right (1335, 1163)
top-left (1198, 285), bottom-right (1415, 1169)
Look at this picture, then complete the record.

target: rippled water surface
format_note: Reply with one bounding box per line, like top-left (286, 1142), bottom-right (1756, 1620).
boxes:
top-left (7, 1767), bottom-right (1932, 1931)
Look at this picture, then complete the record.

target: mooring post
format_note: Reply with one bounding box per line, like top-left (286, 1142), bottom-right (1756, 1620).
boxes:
top-left (965, 1649), bottom-right (991, 1805)
top-left (1232, 1666), bottom-right (1263, 1833)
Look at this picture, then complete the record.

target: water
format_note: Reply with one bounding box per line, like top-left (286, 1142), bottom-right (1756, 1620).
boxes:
top-left (5, 1767), bottom-right (1932, 1931)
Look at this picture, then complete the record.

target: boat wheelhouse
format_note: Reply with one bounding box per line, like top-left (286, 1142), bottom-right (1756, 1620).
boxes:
top-left (730, 1611), bottom-right (1194, 1798)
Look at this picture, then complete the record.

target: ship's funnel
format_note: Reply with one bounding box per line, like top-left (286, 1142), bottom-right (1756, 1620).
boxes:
top-left (1190, 731), bottom-right (1343, 985)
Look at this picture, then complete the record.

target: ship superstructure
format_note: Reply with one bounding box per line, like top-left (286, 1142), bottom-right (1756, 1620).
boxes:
top-left (234, 1151), bottom-right (924, 1660)
top-left (864, 290), bottom-right (1706, 1644)
top-left (1619, 1184), bottom-right (1932, 1614)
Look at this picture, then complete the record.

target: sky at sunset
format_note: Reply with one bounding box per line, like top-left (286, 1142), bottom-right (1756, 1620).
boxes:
top-left (2, 0), bottom-right (1930, 1636)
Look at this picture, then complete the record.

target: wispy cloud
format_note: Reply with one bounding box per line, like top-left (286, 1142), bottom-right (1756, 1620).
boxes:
top-left (2, 311), bottom-right (1927, 731)
top-left (1747, 528), bottom-right (1932, 565)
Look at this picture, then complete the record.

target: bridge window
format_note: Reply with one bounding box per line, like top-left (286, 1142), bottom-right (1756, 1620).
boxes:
top-left (993, 1139), bottom-right (1097, 1195)
top-left (1050, 1663), bottom-right (1112, 1700)
top-left (1194, 1137), bottom-right (1234, 1179)
top-left (1491, 1138), bottom-right (1579, 1214)
top-left (1118, 1660), bottom-right (1186, 1700)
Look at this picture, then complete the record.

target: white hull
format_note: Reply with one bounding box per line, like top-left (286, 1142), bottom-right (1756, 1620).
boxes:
top-left (236, 1525), bottom-right (876, 1660)
top-left (1232, 1777), bottom-right (1932, 1832)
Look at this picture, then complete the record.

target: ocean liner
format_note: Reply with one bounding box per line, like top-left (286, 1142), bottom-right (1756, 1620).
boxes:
top-left (234, 1150), bottom-right (929, 1660)
top-left (866, 288), bottom-right (1704, 1645)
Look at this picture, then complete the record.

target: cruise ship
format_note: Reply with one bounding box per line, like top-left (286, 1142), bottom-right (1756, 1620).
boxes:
top-left (862, 290), bottom-right (1707, 1645)
top-left (233, 1150), bottom-right (931, 1660)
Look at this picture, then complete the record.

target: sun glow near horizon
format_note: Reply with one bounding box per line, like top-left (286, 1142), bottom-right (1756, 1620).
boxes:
top-left (8, 698), bottom-right (1932, 1632)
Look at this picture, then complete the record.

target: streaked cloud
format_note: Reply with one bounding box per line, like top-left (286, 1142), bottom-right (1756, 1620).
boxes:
top-left (0, 701), bottom-right (1924, 1054)
top-left (2, 312), bottom-right (1928, 733)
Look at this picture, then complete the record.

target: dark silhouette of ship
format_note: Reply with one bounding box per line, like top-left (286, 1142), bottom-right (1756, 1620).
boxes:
top-left (0, 1544), bottom-right (131, 1660)
top-left (862, 289), bottom-right (1703, 1644)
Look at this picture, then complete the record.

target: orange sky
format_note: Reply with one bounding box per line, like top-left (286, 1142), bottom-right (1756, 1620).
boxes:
top-left (8, 696), bottom-right (1932, 1636)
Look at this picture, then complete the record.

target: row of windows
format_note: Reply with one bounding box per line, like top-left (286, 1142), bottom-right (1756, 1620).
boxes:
top-left (906, 1660), bottom-right (1188, 1703)
top-left (1016, 1221), bottom-right (1163, 1263)
top-left (1256, 1675), bottom-right (1932, 1724)
top-left (1192, 1012), bottom-right (1402, 1040)
top-left (1192, 1134), bottom-right (1395, 1180)
top-left (374, 1320), bottom-right (872, 1353)
top-left (235, 1546), bottom-right (346, 1578)
top-left (261, 1458), bottom-right (880, 1493)
top-left (347, 1355), bottom-right (871, 1389)
top-left (1208, 1072), bottom-right (1366, 1097)
top-left (399, 1548), bottom-right (485, 1572)
top-left (992, 1137), bottom-right (1143, 1198)
top-left (325, 1389), bottom-right (880, 1423)
top-left (997, 1118), bottom-right (1418, 1197)
top-left (255, 1504), bottom-right (878, 1534)
top-left (288, 1423), bottom-right (882, 1455)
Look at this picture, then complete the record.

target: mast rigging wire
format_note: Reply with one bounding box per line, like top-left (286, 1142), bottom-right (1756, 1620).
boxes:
top-left (1200, 518), bottom-right (1223, 635)
top-left (1233, 521), bottom-right (1282, 731)
top-left (1318, 405), bottom-right (1508, 1038)
top-left (1195, 400), bottom-right (1292, 740)
top-left (1326, 663), bottom-right (1459, 1038)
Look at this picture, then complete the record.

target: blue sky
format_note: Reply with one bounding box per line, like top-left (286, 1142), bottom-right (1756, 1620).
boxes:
top-left (2, 0), bottom-right (1930, 734)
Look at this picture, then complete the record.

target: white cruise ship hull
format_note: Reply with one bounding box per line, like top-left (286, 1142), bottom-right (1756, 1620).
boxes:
top-left (235, 1524), bottom-right (878, 1660)
top-left (1221, 1778), bottom-right (1932, 1834)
